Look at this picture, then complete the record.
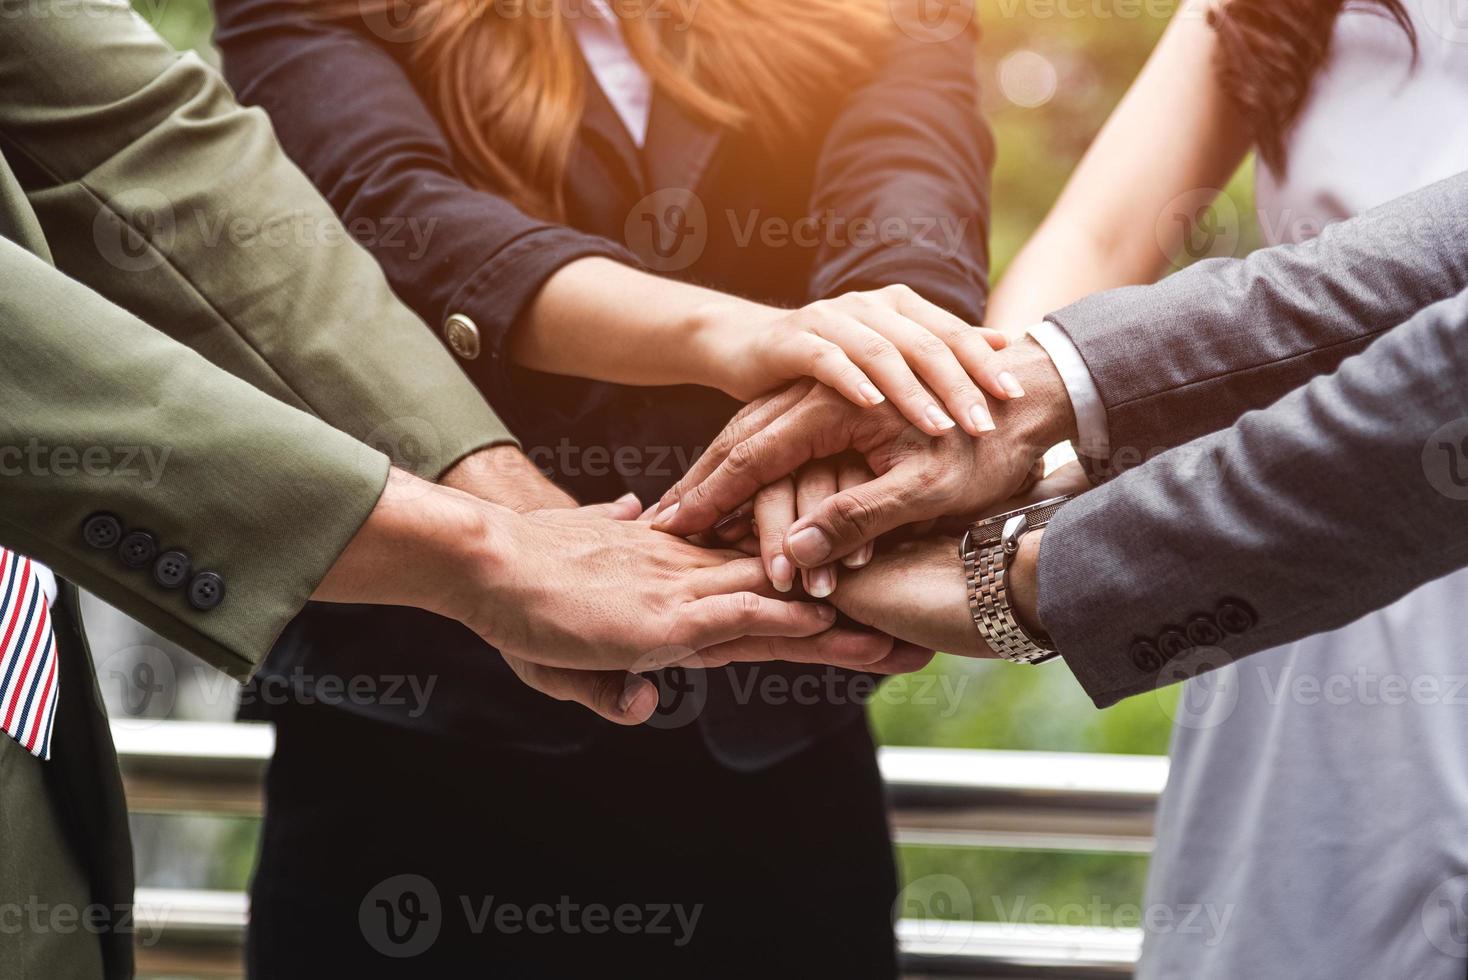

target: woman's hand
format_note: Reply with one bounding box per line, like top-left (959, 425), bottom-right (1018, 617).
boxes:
top-left (695, 284), bottom-right (1021, 437)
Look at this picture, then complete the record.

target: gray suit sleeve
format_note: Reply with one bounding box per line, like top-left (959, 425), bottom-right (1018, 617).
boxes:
top-left (1039, 287), bottom-right (1468, 708)
top-left (1044, 172), bottom-right (1468, 481)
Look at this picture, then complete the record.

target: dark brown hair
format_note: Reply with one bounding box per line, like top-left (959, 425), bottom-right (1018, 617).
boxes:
top-left (1209, 0), bottom-right (1417, 173)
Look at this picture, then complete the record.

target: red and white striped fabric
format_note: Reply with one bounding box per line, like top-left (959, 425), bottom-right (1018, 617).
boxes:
top-left (0, 547), bottom-right (59, 760)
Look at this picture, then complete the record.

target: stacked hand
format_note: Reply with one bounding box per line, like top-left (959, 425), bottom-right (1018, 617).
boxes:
top-left (650, 337), bottom-right (1084, 659)
top-left (318, 447), bottom-right (932, 727)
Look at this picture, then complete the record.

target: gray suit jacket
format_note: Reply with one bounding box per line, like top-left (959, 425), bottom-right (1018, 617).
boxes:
top-left (1038, 173), bottom-right (1468, 707)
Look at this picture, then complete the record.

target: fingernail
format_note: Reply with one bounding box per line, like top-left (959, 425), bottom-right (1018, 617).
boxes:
top-left (653, 501), bottom-right (679, 526)
top-left (842, 544), bottom-right (873, 569)
top-left (771, 555), bottom-right (795, 592)
top-left (970, 404), bottom-right (996, 433)
top-left (925, 405), bottom-right (956, 431)
top-left (815, 603), bottom-right (838, 622)
top-left (808, 566), bottom-right (835, 598)
top-left (617, 492), bottom-right (641, 506)
top-left (619, 677), bottom-right (657, 715)
top-left (998, 371), bottom-right (1026, 398)
top-left (788, 526), bottom-right (833, 565)
top-left (713, 509), bottom-right (746, 532)
top-left (858, 382), bottom-right (885, 406)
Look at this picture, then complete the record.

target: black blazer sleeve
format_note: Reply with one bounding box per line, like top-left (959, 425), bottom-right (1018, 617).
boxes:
top-left (211, 1), bottom-right (640, 427)
top-left (806, 9), bottom-right (994, 324)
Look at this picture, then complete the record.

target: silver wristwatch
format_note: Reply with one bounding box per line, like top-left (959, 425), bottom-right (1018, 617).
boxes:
top-left (960, 494), bottom-right (1075, 665)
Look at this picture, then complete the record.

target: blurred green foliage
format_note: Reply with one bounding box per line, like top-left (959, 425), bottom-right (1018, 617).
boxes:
top-left (136, 0), bottom-right (1257, 923)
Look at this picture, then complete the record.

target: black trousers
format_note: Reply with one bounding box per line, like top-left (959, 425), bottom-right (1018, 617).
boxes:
top-left (247, 704), bottom-right (899, 979)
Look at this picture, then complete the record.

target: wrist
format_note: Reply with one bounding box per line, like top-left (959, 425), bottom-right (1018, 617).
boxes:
top-left (440, 444), bottom-right (573, 512)
top-left (684, 296), bottom-right (775, 396)
top-left (992, 338), bottom-right (1081, 454)
top-left (1009, 527), bottom-right (1046, 640)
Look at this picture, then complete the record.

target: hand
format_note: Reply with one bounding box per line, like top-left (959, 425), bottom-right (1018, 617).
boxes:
top-left (441, 444), bottom-right (643, 518)
top-left (750, 455), bottom-right (876, 596)
top-left (315, 471), bottom-right (918, 726)
top-left (655, 338), bottom-right (1079, 569)
top-left (830, 530), bottom-right (1046, 660)
top-left (696, 285), bottom-right (1018, 437)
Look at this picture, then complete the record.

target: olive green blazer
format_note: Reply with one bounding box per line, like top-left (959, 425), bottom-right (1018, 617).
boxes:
top-left (0, 6), bottom-right (516, 679)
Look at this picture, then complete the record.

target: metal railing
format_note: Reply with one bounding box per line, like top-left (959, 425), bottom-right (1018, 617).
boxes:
top-left (116, 722), bottom-right (1165, 978)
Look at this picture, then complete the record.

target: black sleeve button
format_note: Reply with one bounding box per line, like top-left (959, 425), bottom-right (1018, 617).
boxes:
top-left (1186, 615), bottom-right (1225, 647)
top-left (1157, 628), bottom-right (1193, 660)
top-left (118, 530), bottom-right (159, 569)
top-left (82, 513), bottom-right (123, 550)
top-left (153, 550), bottom-right (192, 590)
top-left (188, 571), bottom-right (226, 611)
top-left (1129, 640), bottom-right (1165, 672)
top-left (1216, 598), bottom-right (1258, 635)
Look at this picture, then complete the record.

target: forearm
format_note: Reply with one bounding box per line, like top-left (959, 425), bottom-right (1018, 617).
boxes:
top-left (987, 223), bottom-right (1162, 332)
top-left (1038, 287), bottom-right (1468, 707)
top-left (514, 257), bottom-right (757, 391)
top-left (1, 5), bottom-right (515, 477)
top-left (1050, 171), bottom-right (1468, 479)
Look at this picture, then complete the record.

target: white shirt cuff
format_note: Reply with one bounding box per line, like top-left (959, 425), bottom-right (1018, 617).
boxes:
top-left (1027, 321), bottom-right (1110, 459)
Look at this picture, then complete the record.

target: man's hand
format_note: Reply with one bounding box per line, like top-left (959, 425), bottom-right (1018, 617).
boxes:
top-left (441, 444), bottom-right (645, 517)
top-left (315, 470), bottom-right (919, 726)
top-left (830, 529), bottom-right (1046, 660)
top-left (653, 338), bottom-right (1079, 569)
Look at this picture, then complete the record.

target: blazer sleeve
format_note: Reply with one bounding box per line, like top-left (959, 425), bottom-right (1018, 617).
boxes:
top-left (805, 6), bottom-right (994, 324)
top-left (210, 0), bottom-right (640, 426)
top-left (1043, 172), bottom-right (1468, 482)
top-left (1039, 286), bottom-right (1468, 708)
top-left (0, 237), bottom-right (388, 681)
top-left (0, 2), bottom-right (517, 479)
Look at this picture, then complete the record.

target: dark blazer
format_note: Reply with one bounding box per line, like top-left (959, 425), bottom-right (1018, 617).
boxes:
top-left (214, 0), bottom-right (994, 768)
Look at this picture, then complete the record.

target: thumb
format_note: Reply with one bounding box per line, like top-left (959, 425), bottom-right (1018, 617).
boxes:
top-left (574, 493), bottom-right (643, 521)
top-left (783, 464), bottom-right (934, 568)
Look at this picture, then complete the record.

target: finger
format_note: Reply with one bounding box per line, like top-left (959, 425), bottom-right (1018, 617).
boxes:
top-left (781, 333), bottom-right (884, 410)
top-left (794, 461), bottom-right (839, 598)
top-left (501, 655), bottom-right (658, 725)
top-left (836, 458), bottom-right (876, 569)
top-left (655, 402), bottom-right (833, 536)
top-left (576, 492), bottom-right (643, 520)
top-left (691, 555), bottom-right (787, 598)
top-left (815, 314), bottom-right (956, 437)
top-left (654, 382), bottom-right (812, 518)
top-left (754, 479), bottom-right (797, 592)
top-left (893, 290), bottom-right (1025, 408)
top-left (861, 642), bottom-right (938, 676)
top-left (783, 460), bottom-right (939, 568)
top-left (681, 628), bottom-right (896, 670)
top-left (673, 593), bottom-right (838, 650)
top-left (855, 303), bottom-right (996, 438)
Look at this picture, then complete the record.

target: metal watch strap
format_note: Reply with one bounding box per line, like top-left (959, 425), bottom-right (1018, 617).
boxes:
top-left (962, 495), bottom-right (1074, 666)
